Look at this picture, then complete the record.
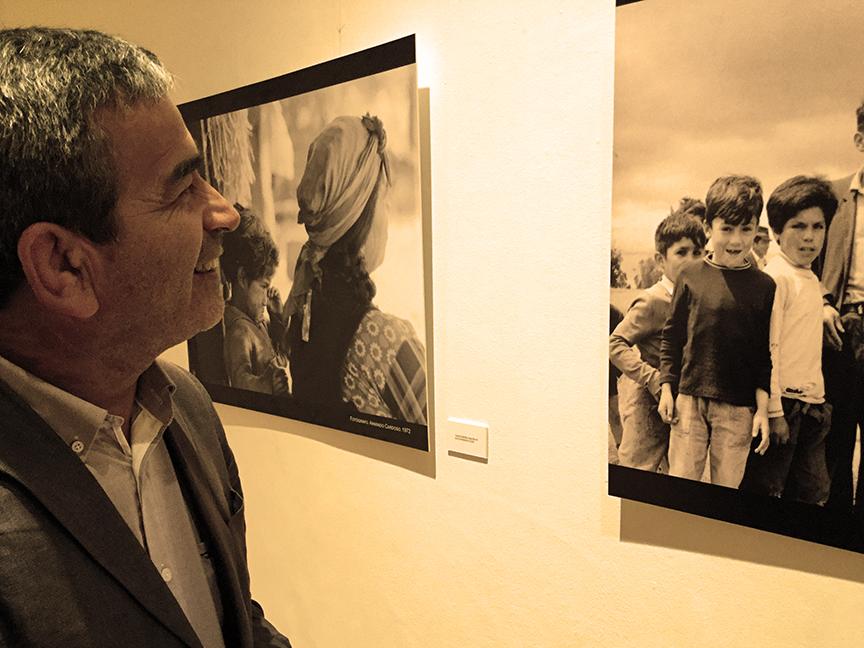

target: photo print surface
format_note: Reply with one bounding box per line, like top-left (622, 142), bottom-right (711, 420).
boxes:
top-left (183, 36), bottom-right (429, 450)
top-left (609, 0), bottom-right (864, 551)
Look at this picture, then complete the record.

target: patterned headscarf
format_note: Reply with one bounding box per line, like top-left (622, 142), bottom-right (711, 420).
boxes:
top-left (287, 114), bottom-right (391, 341)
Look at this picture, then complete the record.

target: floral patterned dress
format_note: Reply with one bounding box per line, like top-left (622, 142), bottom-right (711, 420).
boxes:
top-left (340, 310), bottom-right (427, 424)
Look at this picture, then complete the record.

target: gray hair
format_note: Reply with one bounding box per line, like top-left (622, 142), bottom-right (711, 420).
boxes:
top-left (0, 27), bottom-right (174, 305)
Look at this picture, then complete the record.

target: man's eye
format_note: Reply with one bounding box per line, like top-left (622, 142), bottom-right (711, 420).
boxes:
top-left (178, 177), bottom-right (198, 198)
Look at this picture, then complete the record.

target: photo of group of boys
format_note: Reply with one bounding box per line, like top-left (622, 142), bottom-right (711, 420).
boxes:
top-left (611, 175), bottom-right (835, 500)
top-left (609, 0), bottom-right (864, 549)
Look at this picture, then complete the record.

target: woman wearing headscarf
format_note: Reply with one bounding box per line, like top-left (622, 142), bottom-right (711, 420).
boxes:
top-left (285, 114), bottom-right (427, 424)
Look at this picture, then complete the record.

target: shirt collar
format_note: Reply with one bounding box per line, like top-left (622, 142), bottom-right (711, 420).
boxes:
top-left (777, 249), bottom-right (812, 270)
top-left (704, 254), bottom-right (751, 271)
top-left (659, 274), bottom-right (674, 296)
top-left (0, 355), bottom-right (176, 458)
top-left (136, 361), bottom-right (177, 427)
top-left (851, 168), bottom-right (864, 194)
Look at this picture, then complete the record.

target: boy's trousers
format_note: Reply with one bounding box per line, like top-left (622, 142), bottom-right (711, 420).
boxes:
top-left (668, 394), bottom-right (753, 488)
top-left (739, 399), bottom-right (831, 505)
top-left (617, 375), bottom-right (669, 471)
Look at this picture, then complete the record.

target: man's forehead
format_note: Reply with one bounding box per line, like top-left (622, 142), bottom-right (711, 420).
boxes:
top-left (98, 97), bottom-right (198, 188)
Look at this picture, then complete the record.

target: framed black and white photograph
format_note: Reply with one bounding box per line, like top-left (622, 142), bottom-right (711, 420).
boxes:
top-left (183, 36), bottom-right (429, 450)
top-left (609, 0), bottom-right (864, 551)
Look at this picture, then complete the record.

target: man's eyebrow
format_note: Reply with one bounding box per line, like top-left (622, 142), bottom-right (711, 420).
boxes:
top-left (165, 154), bottom-right (204, 188)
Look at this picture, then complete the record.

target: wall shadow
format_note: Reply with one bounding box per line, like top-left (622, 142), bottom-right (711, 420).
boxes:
top-left (618, 489), bottom-right (864, 584)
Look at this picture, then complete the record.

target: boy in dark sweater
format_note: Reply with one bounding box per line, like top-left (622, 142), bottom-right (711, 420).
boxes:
top-left (659, 175), bottom-right (775, 487)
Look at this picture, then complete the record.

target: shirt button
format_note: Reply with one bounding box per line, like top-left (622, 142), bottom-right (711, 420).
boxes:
top-left (71, 440), bottom-right (85, 454)
top-left (160, 566), bottom-right (173, 583)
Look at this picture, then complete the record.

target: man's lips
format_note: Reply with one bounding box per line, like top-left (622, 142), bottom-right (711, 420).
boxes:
top-left (195, 247), bottom-right (222, 273)
top-left (194, 258), bottom-right (219, 273)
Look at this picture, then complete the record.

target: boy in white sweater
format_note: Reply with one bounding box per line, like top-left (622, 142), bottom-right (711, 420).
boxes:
top-left (740, 176), bottom-right (838, 504)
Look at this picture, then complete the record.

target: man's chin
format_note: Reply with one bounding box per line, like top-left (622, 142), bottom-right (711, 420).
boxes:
top-left (174, 295), bottom-right (226, 344)
top-left (197, 299), bottom-right (227, 334)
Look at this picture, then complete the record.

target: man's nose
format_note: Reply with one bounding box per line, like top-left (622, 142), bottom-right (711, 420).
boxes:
top-left (203, 183), bottom-right (240, 232)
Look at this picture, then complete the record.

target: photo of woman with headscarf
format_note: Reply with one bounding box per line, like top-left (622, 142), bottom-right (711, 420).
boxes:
top-left (184, 44), bottom-right (427, 447)
top-left (285, 114), bottom-right (427, 425)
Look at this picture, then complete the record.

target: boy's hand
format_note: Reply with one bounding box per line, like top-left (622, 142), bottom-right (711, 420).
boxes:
top-left (752, 411), bottom-right (770, 455)
top-left (270, 361), bottom-right (291, 396)
top-left (823, 304), bottom-right (844, 351)
top-left (769, 416), bottom-right (790, 445)
top-left (658, 384), bottom-right (677, 424)
top-left (267, 286), bottom-right (283, 320)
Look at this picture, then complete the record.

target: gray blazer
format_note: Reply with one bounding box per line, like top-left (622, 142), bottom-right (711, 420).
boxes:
top-left (0, 360), bottom-right (290, 647)
top-left (817, 174), bottom-right (856, 307)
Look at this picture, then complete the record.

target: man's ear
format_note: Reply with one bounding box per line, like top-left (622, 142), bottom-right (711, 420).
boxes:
top-left (854, 131), bottom-right (864, 153)
top-left (16, 222), bottom-right (100, 319)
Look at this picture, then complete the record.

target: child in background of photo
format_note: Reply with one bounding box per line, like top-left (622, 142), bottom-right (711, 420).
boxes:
top-left (675, 196), bottom-right (706, 223)
top-left (659, 175), bottom-right (775, 487)
top-left (739, 176), bottom-right (837, 504)
top-left (610, 209), bottom-right (706, 471)
top-left (752, 225), bottom-right (770, 269)
top-left (608, 304), bottom-right (624, 465)
top-left (221, 205), bottom-right (290, 396)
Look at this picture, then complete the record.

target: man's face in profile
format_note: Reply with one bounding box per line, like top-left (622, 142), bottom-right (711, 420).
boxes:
top-left (752, 231), bottom-right (769, 259)
top-left (92, 98), bottom-right (239, 353)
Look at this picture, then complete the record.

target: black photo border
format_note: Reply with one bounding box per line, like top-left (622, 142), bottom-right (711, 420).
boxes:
top-left (182, 35), bottom-right (429, 451)
top-left (609, 464), bottom-right (864, 553)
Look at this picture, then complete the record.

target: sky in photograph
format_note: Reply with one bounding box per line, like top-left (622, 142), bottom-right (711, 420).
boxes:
top-left (612, 0), bottom-right (864, 276)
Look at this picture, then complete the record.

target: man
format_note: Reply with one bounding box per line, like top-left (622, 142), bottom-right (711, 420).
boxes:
top-left (0, 28), bottom-right (291, 647)
top-left (752, 225), bottom-right (770, 270)
top-left (816, 100), bottom-right (864, 513)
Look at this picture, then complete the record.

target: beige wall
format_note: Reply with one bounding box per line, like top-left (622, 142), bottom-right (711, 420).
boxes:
top-left (3, 1), bottom-right (864, 646)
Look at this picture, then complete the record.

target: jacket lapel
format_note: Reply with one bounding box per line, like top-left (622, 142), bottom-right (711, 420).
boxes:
top-left (165, 418), bottom-right (253, 648)
top-left (821, 175), bottom-right (856, 304)
top-left (0, 380), bottom-right (202, 648)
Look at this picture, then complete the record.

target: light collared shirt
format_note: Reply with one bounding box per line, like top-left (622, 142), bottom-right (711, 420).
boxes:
top-left (659, 274), bottom-right (674, 297)
top-left (608, 274), bottom-right (676, 399)
top-left (0, 355), bottom-right (225, 648)
top-left (844, 168), bottom-right (864, 304)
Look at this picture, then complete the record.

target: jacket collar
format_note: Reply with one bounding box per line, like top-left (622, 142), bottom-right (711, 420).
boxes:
top-left (0, 376), bottom-right (204, 648)
top-left (165, 419), bottom-right (253, 647)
